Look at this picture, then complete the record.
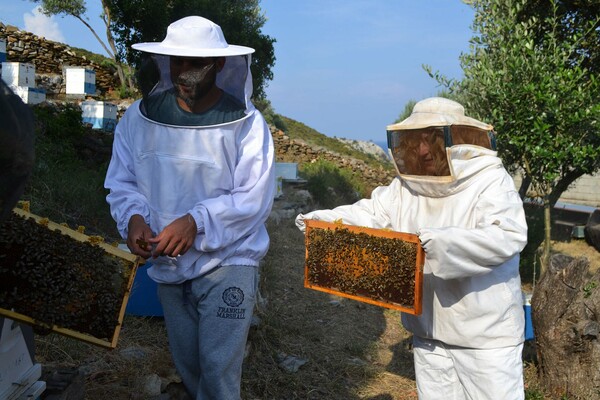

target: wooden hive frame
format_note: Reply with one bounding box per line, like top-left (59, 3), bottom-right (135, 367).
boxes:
top-left (304, 219), bottom-right (424, 315)
top-left (0, 208), bottom-right (141, 349)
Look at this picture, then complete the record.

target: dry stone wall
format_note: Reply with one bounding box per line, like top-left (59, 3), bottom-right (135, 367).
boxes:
top-left (0, 23), bottom-right (120, 95)
top-left (271, 127), bottom-right (397, 194)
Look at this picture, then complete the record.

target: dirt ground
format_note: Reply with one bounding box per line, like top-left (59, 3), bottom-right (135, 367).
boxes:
top-left (242, 215), bottom-right (418, 399)
top-left (33, 188), bottom-right (600, 399)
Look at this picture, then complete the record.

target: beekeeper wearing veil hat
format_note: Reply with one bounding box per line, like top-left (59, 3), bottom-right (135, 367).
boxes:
top-left (296, 97), bottom-right (528, 399)
top-left (105, 15), bottom-right (275, 399)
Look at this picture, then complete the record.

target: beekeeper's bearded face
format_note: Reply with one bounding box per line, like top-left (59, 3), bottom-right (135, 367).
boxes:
top-left (169, 56), bottom-right (225, 109)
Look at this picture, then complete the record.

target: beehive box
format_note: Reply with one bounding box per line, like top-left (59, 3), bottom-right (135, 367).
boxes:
top-left (304, 219), bottom-right (424, 314)
top-left (1, 62), bottom-right (36, 88)
top-left (11, 85), bottom-right (46, 105)
top-left (81, 100), bottom-right (118, 132)
top-left (0, 39), bottom-right (6, 63)
top-left (0, 207), bottom-right (141, 348)
top-left (65, 67), bottom-right (96, 95)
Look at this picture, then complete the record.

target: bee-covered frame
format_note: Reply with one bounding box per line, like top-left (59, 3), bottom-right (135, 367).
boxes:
top-left (0, 207), bottom-right (141, 349)
top-left (304, 219), bottom-right (424, 315)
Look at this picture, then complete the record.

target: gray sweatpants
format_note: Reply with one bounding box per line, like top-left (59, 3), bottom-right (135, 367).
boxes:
top-left (158, 264), bottom-right (258, 400)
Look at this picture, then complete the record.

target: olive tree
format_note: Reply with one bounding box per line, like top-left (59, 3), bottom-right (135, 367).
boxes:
top-left (427, 0), bottom-right (600, 274)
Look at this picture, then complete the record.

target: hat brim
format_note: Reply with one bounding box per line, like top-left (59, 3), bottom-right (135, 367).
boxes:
top-left (386, 113), bottom-right (492, 131)
top-left (132, 42), bottom-right (255, 57)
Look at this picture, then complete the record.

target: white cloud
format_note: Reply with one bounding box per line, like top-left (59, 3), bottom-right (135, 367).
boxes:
top-left (23, 6), bottom-right (65, 43)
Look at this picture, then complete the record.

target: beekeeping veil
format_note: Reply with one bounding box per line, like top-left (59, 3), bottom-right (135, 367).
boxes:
top-left (0, 80), bottom-right (35, 222)
top-left (132, 16), bottom-right (256, 124)
top-left (386, 97), bottom-right (496, 183)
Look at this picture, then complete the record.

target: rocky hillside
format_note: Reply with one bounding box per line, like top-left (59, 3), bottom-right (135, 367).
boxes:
top-left (336, 137), bottom-right (389, 162)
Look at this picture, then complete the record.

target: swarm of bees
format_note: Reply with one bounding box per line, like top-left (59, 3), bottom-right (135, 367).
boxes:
top-left (0, 212), bottom-right (133, 340)
top-left (305, 221), bottom-right (422, 312)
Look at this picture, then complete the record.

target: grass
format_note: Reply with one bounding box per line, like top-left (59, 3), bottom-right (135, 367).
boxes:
top-left (24, 103), bottom-right (119, 241)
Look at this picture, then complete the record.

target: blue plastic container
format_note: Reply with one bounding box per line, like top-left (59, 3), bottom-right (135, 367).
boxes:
top-left (523, 292), bottom-right (534, 340)
top-left (126, 262), bottom-right (164, 317)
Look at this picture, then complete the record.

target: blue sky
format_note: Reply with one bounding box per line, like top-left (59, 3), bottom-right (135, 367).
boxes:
top-left (1, 0), bottom-right (475, 143)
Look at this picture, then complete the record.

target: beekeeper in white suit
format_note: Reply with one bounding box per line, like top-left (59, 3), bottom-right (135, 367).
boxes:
top-left (105, 16), bottom-right (275, 399)
top-left (296, 97), bottom-right (528, 400)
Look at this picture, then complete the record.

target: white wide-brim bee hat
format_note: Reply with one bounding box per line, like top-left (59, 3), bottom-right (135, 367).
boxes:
top-left (132, 16), bottom-right (255, 57)
top-left (133, 16), bottom-right (256, 118)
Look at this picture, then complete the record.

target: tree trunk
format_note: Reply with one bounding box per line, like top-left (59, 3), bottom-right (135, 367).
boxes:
top-left (541, 198), bottom-right (552, 274)
top-left (531, 254), bottom-right (600, 399)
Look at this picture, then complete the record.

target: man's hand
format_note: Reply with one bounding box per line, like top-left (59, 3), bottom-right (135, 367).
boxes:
top-left (127, 214), bottom-right (154, 259)
top-left (148, 214), bottom-right (197, 258)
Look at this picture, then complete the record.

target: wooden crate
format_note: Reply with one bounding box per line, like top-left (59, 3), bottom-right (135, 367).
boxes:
top-left (304, 219), bottom-right (424, 314)
top-left (0, 208), bottom-right (141, 349)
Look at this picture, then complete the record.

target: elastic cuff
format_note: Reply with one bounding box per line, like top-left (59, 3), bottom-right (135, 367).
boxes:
top-left (188, 209), bottom-right (204, 233)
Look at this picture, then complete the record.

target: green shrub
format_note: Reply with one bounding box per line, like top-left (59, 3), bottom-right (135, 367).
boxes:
top-left (299, 159), bottom-right (363, 209)
top-left (22, 106), bottom-right (119, 241)
top-left (34, 104), bottom-right (86, 142)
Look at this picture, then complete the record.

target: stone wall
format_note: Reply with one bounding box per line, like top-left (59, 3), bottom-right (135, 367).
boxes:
top-left (0, 23), bottom-right (120, 95)
top-left (559, 175), bottom-right (600, 207)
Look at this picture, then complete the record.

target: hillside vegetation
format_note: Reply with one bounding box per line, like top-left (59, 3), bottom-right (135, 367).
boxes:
top-left (280, 115), bottom-right (392, 171)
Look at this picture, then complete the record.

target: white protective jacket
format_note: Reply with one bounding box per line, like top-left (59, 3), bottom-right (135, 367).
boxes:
top-left (105, 55), bottom-right (275, 284)
top-left (296, 145), bottom-right (527, 349)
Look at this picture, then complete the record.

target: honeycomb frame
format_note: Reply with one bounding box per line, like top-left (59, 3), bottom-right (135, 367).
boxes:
top-left (0, 208), bottom-right (141, 349)
top-left (304, 219), bottom-right (424, 315)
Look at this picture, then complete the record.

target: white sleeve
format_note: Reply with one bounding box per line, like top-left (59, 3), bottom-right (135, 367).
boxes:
top-left (418, 181), bottom-right (528, 279)
top-left (295, 179), bottom-right (400, 232)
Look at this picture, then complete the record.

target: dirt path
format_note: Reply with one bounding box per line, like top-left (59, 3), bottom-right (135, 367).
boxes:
top-left (241, 194), bottom-right (419, 399)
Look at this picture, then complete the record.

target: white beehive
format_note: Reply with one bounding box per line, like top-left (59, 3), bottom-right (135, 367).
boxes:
top-left (0, 318), bottom-right (46, 399)
top-left (275, 162), bottom-right (299, 181)
top-left (81, 100), bottom-right (118, 132)
top-left (0, 39), bottom-right (6, 63)
top-left (1, 62), bottom-right (36, 88)
top-left (65, 67), bottom-right (96, 95)
top-left (11, 85), bottom-right (46, 105)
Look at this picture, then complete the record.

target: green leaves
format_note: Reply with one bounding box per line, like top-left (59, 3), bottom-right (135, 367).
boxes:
top-left (453, 0), bottom-right (600, 200)
top-left (425, 0), bottom-right (600, 271)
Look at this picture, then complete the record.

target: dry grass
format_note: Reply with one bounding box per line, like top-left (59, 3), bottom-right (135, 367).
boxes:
top-left (242, 218), bottom-right (417, 399)
top-left (551, 239), bottom-right (600, 272)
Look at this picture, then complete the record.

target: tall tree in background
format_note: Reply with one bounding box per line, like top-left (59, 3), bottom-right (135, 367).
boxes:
top-left (32, 0), bottom-right (129, 90)
top-left (107, 0), bottom-right (276, 99)
top-left (427, 0), bottom-right (600, 274)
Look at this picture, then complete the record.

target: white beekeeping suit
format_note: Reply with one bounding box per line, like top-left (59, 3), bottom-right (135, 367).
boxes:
top-left (104, 16), bottom-right (274, 400)
top-left (296, 97), bottom-right (528, 400)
